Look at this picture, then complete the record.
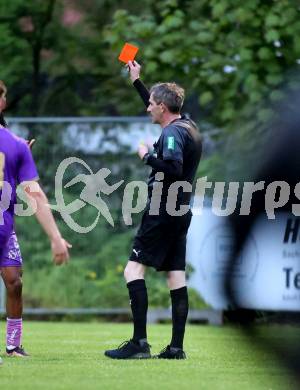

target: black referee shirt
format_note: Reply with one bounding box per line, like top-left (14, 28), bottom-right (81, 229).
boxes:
top-left (133, 79), bottom-right (202, 209)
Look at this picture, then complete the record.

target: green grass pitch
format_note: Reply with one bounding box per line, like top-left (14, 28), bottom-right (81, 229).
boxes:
top-left (0, 321), bottom-right (299, 390)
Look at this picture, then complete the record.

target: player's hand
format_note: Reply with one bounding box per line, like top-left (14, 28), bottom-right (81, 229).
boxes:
top-left (138, 142), bottom-right (149, 160)
top-left (27, 139), bottom-right (36, 149)
top-left (51, 236), bottom-right (72, 265)
top-left (127, 60), bottom-right (141, 82)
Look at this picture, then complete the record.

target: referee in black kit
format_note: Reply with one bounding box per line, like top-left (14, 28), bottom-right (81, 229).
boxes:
top-left (105, 61), bottom-right (202, 360)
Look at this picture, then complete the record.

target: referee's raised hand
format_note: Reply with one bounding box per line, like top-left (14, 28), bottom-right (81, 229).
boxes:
top-left (128, 60), bottom-right (141, 82)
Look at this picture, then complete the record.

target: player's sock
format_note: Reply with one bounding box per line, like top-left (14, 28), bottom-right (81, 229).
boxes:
top-left (170, 286), bottom-right (189, 349)
top-left (6, 318), bottom-right (22, 350)
top-left (127, 279), bottom-right (148, 342)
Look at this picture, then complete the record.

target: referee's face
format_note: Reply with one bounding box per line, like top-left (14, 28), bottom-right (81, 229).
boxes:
top-left (147, 93), bottom-right (163, 124)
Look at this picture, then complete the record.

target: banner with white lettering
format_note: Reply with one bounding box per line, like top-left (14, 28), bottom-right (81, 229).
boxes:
top-left (187, 210), bottom-right (300, 311)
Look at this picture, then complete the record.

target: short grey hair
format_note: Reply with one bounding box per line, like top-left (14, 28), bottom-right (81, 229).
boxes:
top-left (150, 82), bottom-right (185, 113)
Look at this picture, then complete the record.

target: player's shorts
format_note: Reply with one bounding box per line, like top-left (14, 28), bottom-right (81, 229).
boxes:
top-left (0, 231), bottom-right (23, 268)
top-left (129, 207), bottom-right (192, 272)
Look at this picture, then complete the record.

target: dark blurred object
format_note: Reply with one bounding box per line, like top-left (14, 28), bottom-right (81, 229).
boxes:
top-left (224, 87), bottom-right (300, 381)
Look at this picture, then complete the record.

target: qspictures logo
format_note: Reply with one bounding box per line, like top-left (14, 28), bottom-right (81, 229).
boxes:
top-left (2, 157), bottom-right (300, 232)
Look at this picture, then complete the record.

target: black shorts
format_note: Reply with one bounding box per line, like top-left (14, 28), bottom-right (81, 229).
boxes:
top-left (129, 208), bottom-right (192, 272)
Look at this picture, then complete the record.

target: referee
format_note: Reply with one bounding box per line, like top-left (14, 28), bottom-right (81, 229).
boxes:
top-left (105, 61), bottom-right (202, 359)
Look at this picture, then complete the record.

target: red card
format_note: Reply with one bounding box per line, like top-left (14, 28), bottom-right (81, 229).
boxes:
top-left (118, 43), bottom-right (139, 63)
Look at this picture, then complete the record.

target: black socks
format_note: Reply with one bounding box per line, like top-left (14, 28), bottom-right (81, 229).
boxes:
top-left (170, 286), bottom-right (189, 349)
top-left (127, 280), bottom-right (188, 348)
top-left (127, 279), bottom-right (148, 342)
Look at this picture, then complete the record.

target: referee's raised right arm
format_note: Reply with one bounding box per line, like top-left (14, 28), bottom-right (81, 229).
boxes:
top-left (128, 61), bottom-right (150, 108)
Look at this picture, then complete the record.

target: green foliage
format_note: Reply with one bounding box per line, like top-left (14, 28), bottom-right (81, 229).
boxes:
top-left (2, 0), bottom-right (299, 136)
top-left (20, 221), bottom-right (206, 309)
top-left (109, 0), bottom-right (300, 119)
top-left (105, 0), bottom-right (300, 180)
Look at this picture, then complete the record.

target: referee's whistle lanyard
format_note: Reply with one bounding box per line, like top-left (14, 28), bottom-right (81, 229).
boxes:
top-left (153, 116), bottom-right (182, 155)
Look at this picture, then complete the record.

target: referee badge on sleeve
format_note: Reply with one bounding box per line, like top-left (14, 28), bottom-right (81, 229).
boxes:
top-left (167, 136), bottom-right (175, 150)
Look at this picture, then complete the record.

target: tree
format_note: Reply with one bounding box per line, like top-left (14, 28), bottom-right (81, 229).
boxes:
top-left (0, 0), bottom-right (149, 120)
top-left (105, 0), bottom-right (300, 134)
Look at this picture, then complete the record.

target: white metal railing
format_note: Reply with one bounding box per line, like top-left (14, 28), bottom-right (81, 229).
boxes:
top-left (6, 116), bottom-right (151, 124)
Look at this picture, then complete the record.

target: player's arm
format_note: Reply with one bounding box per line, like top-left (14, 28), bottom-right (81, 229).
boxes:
top-left (17, 140), bottom-right (71, 264)
top-left (22, 181), bottom-right (71, 265)
top-left (27, 139), bottom-right (36, 149)
top-left (128, 61), bottom-right (150, 108)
